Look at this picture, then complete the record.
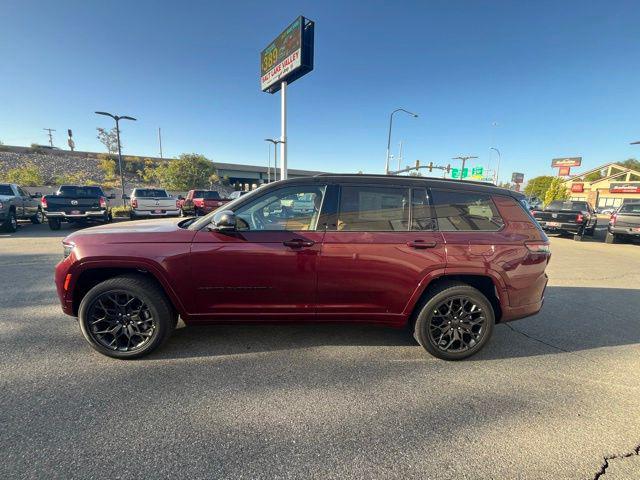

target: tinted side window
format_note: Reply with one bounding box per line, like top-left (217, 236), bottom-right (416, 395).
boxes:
top-left (411, 188), bottom-right (435, 231)
top-left (338, 185), bottom-right (409, 231)
top-left (432, 190), bottom-right (504, 231)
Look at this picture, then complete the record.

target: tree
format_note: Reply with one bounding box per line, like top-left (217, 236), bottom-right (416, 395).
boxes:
top-left (153, 153), bottom-right (217, 190)
top-left (617, 158), bottom-right (640, 171)
top-left (524, 176), bottom-right (554, 199)
top-left (584, 170), bottom-right (603, 182)
top-left (544, 177), bottom-right (569, 205)
top-left (96, 127), bottom-right (119, 155)
top-left (2, 163), bottom-right (44, 186)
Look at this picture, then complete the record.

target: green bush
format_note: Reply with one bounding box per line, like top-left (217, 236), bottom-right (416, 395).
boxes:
top-left (111, 205), bottom-right (132, 218)
top-left (2, 163), bottom-right (44, 186)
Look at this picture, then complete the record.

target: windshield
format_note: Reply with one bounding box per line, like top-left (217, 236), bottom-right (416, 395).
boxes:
top-left (134, 189), bottom-right (169, 198)
top-left (0, 184), bottom-right (14, 195)
top-left (547, 201), bottom-right (588, 211)
top-left (619, 203), bottom-right (640, 214)
top-left (58, 186), bottom-right (104, 197)
top-left (193, 191), bottom-right (221, 199)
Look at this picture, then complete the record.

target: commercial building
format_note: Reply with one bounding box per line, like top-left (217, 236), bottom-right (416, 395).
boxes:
top-left (563, 163), bottom-right (640, 209)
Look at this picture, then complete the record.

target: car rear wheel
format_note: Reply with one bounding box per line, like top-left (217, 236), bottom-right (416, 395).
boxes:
top-left (78, 275), bottom-right (177, 359)
top-left (31, 208), bottom-right (45, 224)
top-left (413, 281), bottom-right (495, 360)
top-left (48, 218), bottom-right (61, 230)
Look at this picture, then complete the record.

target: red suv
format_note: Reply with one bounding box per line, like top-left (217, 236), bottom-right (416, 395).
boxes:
top-left (55, 175), bottom-right (550, 360)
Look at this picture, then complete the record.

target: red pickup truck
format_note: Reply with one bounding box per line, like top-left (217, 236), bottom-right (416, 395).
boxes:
top-left (177, 190), bottom-right (230, 217)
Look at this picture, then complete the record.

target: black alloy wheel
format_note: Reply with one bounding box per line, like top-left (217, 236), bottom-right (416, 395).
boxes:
top-left (5, 210), bottom-right (18, 232)
top-left (78, 275), bottom-right (177, 359)
top-left (414, 281), bottom-right (495, 360)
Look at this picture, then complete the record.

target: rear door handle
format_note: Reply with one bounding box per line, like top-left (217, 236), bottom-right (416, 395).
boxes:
top-left (407, 240), bottom-right (437, 249)
top-left (283, 239), bottom-right (315, 249)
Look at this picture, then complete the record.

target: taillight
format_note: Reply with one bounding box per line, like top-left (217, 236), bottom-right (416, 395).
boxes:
top-left (131, 198), bottom-right (138, 208)
top-left (610, 213), bottom-right (617, 226)
top-left (576, 213), bottom-right (584, 223)
top-left (525, 241), bottom-right (551, 254)
top-left (99, 196), bottom-right (107, 208)
top-left (41, 196), bottom-right (48, 209)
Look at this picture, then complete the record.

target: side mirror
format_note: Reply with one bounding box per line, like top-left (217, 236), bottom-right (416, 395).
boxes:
top-left (108, 194), bottom-right (116, 200)
top-left (209, 210), bottom-right (236, 232)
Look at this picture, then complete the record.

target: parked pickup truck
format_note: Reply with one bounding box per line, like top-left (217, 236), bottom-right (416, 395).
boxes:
top-left (177, 190), bottom-right (230, 217)
top-left (0, 183), bottom-right (45, 232)
top-left (42, 185), bottom-right (114, 231)
top-left (532, 200), bottom-right (597, 240)
top-left (606, 202), bottom-right (640, 243)
top-left (129, 188), bottom-right (179, 219)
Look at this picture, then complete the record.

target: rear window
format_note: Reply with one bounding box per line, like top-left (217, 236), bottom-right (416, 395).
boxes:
top-left (0, 185), bottom-right (13, 195)
top-left (58, 186), bottom-right (104, 197)
top-left (194, 191), bottom-right (221, 199)
top-left (619, 204), bottom-right (640, 214)
top-left (547, 201), bottom-right (588, 211)
top-left (432, 190), bottom-right (504, 231)
top-left (134, 189), bottom-right (169, 198)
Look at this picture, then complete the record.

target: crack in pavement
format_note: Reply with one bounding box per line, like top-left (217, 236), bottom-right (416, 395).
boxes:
top-left (591, 443), bottom-right (640, 479)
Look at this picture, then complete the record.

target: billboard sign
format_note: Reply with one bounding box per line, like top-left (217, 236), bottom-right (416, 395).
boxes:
top-left (552, 157), bottom-right (582, 168)
top-left (260, 17), bottom-right (314, 93)
top-left (512, 172), bottom-right (525, 183)
top-left (558, 166), bottom-right (571, 176)
top-left (610, 182), bottom-right (640, 194)
top-left (571, 183), bottom-right (584, 193)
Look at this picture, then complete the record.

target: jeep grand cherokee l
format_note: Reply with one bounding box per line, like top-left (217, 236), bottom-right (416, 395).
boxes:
top-left (55, 175), bottom-right (550, 360)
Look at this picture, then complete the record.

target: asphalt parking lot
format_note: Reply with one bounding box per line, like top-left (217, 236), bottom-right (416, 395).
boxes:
top-left (1, 220), bottom-right (639, 480)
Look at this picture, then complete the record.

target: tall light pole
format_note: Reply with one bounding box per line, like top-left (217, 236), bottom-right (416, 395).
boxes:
top-left (452, 155), bottom-right (478, 180)
top-left (385, 108), bottom-right (418, 174)
top-left (95, 111), bottom-right (137, 205)
top-left (631, 141), bottom-right (640, 145)
top-left (490, 147), bottom-right (501, 184)
top-left (265, 138), bottom-right (283, 183)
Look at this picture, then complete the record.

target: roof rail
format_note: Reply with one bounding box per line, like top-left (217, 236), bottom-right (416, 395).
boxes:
top-left (313, 172), bottom-right (496, 186)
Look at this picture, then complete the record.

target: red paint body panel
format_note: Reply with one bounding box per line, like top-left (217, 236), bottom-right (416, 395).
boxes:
top-left (55, 186), bottom-right (550, 330)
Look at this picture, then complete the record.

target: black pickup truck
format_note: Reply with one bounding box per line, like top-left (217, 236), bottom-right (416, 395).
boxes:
top-left (42, 185), bottom-right (114, 230)
top-left (606, 203), bottom-right (640, 243)
top-left (532, 200), bottom-right (597, 240)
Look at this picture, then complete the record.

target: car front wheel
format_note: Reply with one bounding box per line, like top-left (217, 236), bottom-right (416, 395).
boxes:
top-left (413, 281), bottom-right (495, 360)
top-left (78, 275), bottom-right (177, 359)
top-left (3, 210), bottom-right (18, 232)
top-left (31, 208), bottom-right (45, 224)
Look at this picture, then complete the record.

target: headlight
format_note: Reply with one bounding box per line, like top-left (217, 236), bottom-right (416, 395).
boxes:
top-left (63, 241), bottom-right (75, 259)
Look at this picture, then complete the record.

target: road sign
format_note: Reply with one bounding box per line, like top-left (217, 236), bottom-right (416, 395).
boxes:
top-left (472, 166), bottom-right (483, 176)
top-left (512, 172), bottom-right (525, 183)
top-left (260, 17), bottom-right (315, 93)
top-left (451, 168), bottom-right (469, 179)
top-left (552, 157), bottom-right (582, 167)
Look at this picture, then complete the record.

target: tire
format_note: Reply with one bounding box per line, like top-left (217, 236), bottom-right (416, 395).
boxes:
top-left (48, 218), bottom-right (61, 230)
top-left (78, 275), bottom-right (177, 359)
top-left (3, 209), bottom-right (18, 233)
top-left (129, 211), bottom-right (136, 220)
top-left (413, 281), bottom-right (495, 360)
top-left (585, 221), bottom-right (596, 236)
top-left (605, 231), bottom-right (619, 244)
top-left (31, 208), bottom-right (44, 224)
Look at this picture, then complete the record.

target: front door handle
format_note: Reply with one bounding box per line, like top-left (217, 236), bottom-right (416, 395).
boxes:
top-left (283, 239), bottom-right (315, 249)
top-left (407, 240), bottom-right (437, 249)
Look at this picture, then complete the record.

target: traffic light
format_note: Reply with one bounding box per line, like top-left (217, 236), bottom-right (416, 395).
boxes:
top-left (446, 164), bottom-right (451, 174)
top-left (428, 161), bottom-right (433, 172)
top-left (67, 129), bottom-right (73, 138)
top-left (415, 160), bottom-right (420, 170)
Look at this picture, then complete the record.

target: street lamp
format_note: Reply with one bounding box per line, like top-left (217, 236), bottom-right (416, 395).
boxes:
top-left (95, 111), bottom-right (137, 205)
top-left (630, 141), bottom-right (640, 145)
top-left (490, 147), bottom-right (501, 184)
top-left (264, 138), bottom-right (283, 183)
top-left (385, 108), bottom-right (418, 174)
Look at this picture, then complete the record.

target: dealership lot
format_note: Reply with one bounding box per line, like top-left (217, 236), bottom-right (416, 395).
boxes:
top-left (1, 222), bottom-right (638, 479)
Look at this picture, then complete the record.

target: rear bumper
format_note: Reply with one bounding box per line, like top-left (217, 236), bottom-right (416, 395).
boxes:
top-left (537, 221), bottom-right (582, 234)
top-left (132, 209), bottom-right (180, 217)
top-left (45, 210), bottom-right (107, 220)
top-left (500, 274), bottom-right (548, 323)
top-left (609, 226), bottom-right (640, 237)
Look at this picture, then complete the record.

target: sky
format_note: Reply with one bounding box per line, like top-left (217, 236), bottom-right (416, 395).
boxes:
top-left (1, 0), bottom-right (639, 183)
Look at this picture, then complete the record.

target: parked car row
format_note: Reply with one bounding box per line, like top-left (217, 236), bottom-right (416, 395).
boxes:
top-left (1, 182), bottom-right (241, 232)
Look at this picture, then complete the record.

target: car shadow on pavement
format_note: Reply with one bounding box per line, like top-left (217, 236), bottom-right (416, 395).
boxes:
top-left (148, 286), bottom-right (640, 362)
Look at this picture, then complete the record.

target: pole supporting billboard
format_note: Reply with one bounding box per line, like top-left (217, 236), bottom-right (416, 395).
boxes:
top-left (281, 81), bottom-right (287, 180)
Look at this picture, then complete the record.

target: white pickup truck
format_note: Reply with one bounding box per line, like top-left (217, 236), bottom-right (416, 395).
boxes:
top-left (129, 188), bottom-right (179, 219)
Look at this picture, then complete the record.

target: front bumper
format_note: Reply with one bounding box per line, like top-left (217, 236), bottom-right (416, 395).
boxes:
top-left (55, 256), bottom-right (76, 316)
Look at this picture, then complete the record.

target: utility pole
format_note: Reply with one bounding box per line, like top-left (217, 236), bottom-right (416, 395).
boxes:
top-left (43, 128), bottom-right (56, 147)
top-left (452, 156), bottom-right (478, 180)
top-left (397, 141), bottom-right (403, 171)
top-left (158, 127), bottom-right (163, 159)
